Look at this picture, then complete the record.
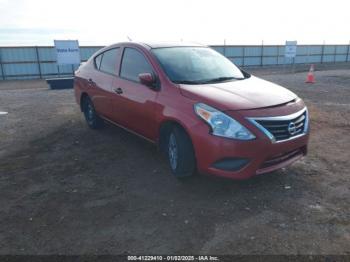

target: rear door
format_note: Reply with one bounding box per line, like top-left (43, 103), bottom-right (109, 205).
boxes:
top-left (90, 48), bottom-right (120, 119)
top-left (111, 47), bottom-right (158, 140)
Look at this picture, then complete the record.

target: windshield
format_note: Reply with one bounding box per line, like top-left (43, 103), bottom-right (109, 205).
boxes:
top-left (151, 47), bottom-right (245, 84)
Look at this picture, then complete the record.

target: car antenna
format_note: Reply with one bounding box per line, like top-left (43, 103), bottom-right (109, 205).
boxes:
top-left (126, 36), bottom-right (132, 41)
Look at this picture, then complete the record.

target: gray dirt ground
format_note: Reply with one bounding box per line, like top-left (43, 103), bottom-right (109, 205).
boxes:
top-left (0, 65), bottom-right (349, 255)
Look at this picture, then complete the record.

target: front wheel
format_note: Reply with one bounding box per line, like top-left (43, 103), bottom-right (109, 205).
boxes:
top-left (167, 127), bottom-right (196, 178)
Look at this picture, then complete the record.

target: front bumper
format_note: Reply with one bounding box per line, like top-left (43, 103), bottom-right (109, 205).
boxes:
top-left (190, 102), bottom-right (309, 180)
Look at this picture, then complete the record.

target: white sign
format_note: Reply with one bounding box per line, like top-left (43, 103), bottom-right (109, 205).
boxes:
top-left (285, 41), bottom-right (297, 58)
top-left (54, 40), bottom-right (81, 65)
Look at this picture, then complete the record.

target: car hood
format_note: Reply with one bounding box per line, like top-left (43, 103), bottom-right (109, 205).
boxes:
top-left (179, 75), bottom-right (297, 111)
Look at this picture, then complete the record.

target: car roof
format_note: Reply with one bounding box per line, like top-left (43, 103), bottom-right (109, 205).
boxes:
top-left (92, 41), bottom-right (208, 57)
top-left (139, 41), bottom-right (206, 49)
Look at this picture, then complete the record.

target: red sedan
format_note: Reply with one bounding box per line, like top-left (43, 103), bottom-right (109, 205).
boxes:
top-left (74, 42), bottom-right (309, 180)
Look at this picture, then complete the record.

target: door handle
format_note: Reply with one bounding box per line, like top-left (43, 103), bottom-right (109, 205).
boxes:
top-left (88, 78), bottom-right (96, 86)
top-left (114, 87), bottom-right (123, 94)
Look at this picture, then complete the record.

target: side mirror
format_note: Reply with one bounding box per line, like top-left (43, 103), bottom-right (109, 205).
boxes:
top-left (139, 73), bottom-right (158, 89)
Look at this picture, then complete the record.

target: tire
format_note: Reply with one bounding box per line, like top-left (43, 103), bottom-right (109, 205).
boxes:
top-left (82, 96), bottom-right (104, 129)
top-left (167, 126), bottom-right (196, 178)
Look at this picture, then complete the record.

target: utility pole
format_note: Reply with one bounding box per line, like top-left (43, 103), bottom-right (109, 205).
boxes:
top-left (261, 40), bottom-right (264, 66)
top-left (223, 39), bottom-right (226, 57)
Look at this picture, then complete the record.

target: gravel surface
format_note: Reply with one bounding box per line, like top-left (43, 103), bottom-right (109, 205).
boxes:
top-left (0, 65), bottom-right (349, 255)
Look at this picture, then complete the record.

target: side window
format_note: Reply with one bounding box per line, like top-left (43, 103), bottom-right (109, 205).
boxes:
top-left (94, 53), bottom-right (103, 69)
top-left (120, 48), bottom-right (153, 82)
top-left (99, 48), bottom-right (119, 75)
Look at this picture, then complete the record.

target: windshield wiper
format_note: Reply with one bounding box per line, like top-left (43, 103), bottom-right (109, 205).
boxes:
top-left (200, 76), bottom-right (244, 84)
top-left (173, 76), bottom-right (244, 85)
top-left (173, 80), bottom-right (204, 85)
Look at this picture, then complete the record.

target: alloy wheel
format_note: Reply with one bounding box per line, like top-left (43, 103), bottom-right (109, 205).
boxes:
top-left (168, 133), bottom-right (178, 171)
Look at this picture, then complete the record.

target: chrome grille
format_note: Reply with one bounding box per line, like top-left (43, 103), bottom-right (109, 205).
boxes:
top-left (248, 108), bottom-right (308, 142)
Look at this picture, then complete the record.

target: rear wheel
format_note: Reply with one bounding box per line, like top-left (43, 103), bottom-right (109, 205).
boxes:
top-left (82, 96), bottom-right (103, 129)
top-left (167, 126), bottom-right (196, 178)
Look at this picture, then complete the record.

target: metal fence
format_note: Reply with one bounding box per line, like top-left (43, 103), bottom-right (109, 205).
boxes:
top-left (0, 44), bottom-right (349, 80)
top-left (0, 46), bottom-right (103, 80)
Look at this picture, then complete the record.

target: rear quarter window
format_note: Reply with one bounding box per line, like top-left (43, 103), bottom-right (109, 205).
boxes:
top-left (94, 53), bottom-right (103, 69)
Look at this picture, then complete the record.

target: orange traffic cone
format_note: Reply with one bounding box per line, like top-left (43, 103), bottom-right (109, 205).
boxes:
top-left (305, 64), bottom-right (315, 83)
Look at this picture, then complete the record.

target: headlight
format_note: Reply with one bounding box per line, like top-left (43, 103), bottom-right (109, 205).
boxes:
top-left (194, 103), bottom-right (255, 140)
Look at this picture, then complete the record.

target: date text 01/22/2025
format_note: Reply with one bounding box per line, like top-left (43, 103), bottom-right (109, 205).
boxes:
top-left (127, 255), bottom-right (219, 261)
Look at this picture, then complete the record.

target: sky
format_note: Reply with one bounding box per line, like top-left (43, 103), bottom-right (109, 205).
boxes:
top-left (0, 0), bottom-right (349, 46)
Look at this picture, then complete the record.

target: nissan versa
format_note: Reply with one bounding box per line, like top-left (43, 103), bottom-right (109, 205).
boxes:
top-left (74, 42), bottom-right (309, 180)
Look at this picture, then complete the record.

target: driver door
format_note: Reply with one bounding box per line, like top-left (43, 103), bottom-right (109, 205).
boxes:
top-left (111, 47), bottom-right (158, 141)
